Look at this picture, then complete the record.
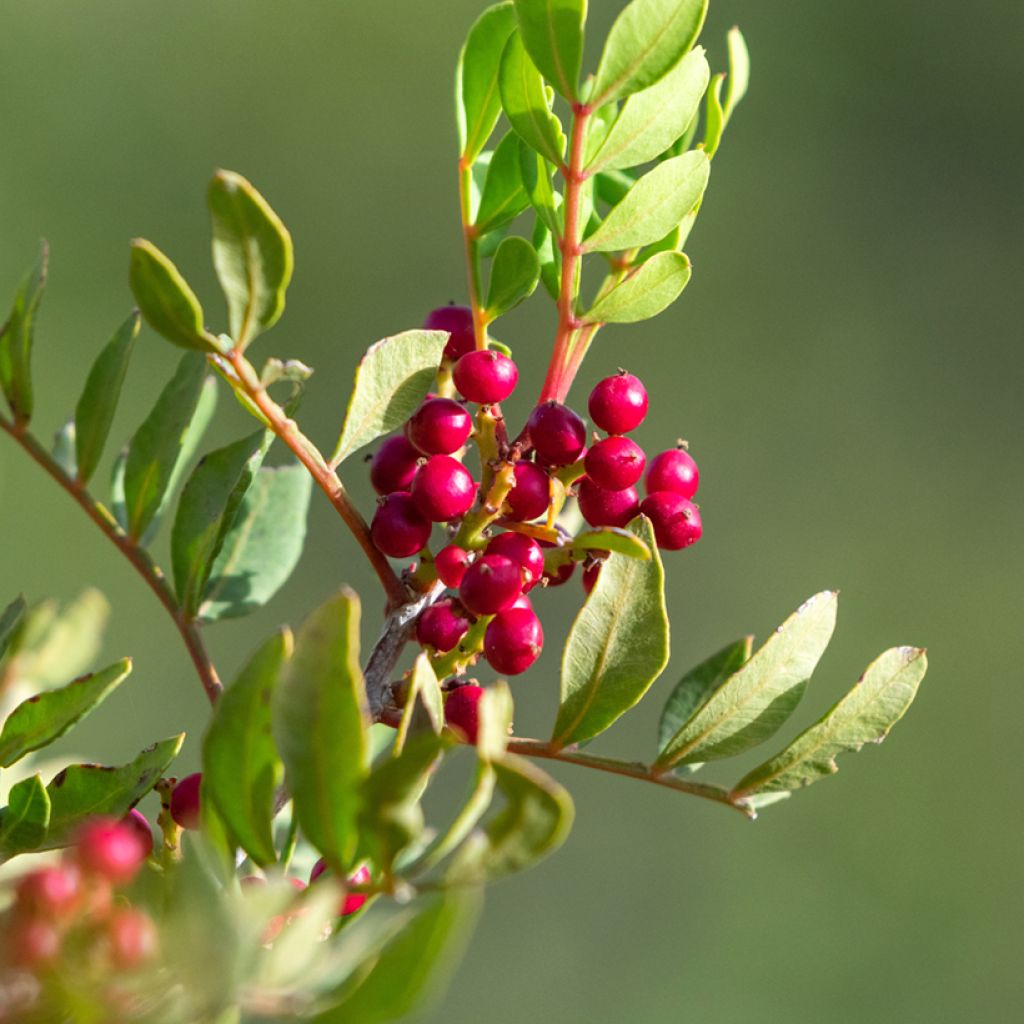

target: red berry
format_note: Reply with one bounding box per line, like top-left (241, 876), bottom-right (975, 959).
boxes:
top-left (527, 402), bottom-right (586, 467)
top-left (539, 541), bottom-right (576, 586)
top-left (640, 492), bottom-right (703, 550)
top-left (411, 455), bottom-right (476, 522)
top-left (445, 684), bottom-right (484, 744)
top-left (76, 818), bottom-right (147, 885)
top-left (459, 553), bottom-right (523, 615)
top-left (646, 447), bottom-right (699, 499)
top-left (435, 544), bottom-right (471, 587)
top-left (415, 599), bottom-right (471, 652)
top-left (107, 907), bottom-right (158, 969)
top-left (369, 435), bottom-right (420, 495)
top-left (8, 916), bottom-right (61, 969)
top-left (309, 858), bottom-right (328, 884)
top-left (486, 532), bottom-right (545, 591)
top-left (582, 562), bottom-right (602, 594)
top-left (405, 397), bottom-right (472, 455)
top-left (371, 492), bottom-right (432, 557)
top-left (424, 304), bottom-right (476, 362)
top-left (121, 809), bottom-right (154, 859)
top-left (170, 773), bottom-right (202, 831)
top-left (484, 607), bottom-right (544, 675)
top-left (584, 436), bottom-right (646, 490)
top-left (16, 865), bottom-right (81, 918)
top-left (342, 864), bottom-right (372, 917)
top-left (453, 350), bottom-right (518, 404)
top-left (505, 461), bottom-right (551, 521)
top-left (508, 592), bottom-right (534, 611)
top-left (577, 478), bottom-right (640, 528)
top-left (588, 372), bottom-right (648, 434)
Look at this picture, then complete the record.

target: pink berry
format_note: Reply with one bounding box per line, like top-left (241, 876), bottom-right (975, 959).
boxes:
top-left (588, 372), bottom-right (648, 434)
top-left (459, 553), bottom-right (524, 615)
top-left (76, 818), bottom-right (147, 885)
top-left (640, 492), bottom-right (703, 550)
top-left (8, 916), bottom-right (61, 968)
top-left (342, 864), bottom-right (372, 917)
top-left (16, 865), bottom-right (81, 918)
top-left (505, 461), bottom-right (551, 521)
top-left (584, 436), bottom-right (646, 490)
top-left (435, 544), bottom-right (471, 587)
top-left (577, 478), bottom-right (640, 528)
top-left (107, 907), bottom-right (158, 969)
top-left (445, 685), bottom-right (484, 744)
top-left (411, 455), bottom-right (476, 522)
top-left (369, 435), bottom-right (420, 495)
top-left (424, 304), bottom-right (476, 362)
top-left (646, 447), bottom-right (699, 499)
top-left (121, 809), bottom-right (154, 859)
top-left (508, 592), bottom-right (534, 611)
top-left (309, 858), bottom-right (328, 884)
top-left (405, 397), bottom-right (472, 455)
top-left (539, 541), bottom-right (575, 586)
top-left (415, 599), bottom-right (471, 652)
top-left (170, 773), bottom-right (202, 831)
top-left (371, 492), bottom-right (432, 557)
top-left (484, 607), bottom-right (544, 675)
top-left (486, 532), bottom-right (545, 591)
top-left (582, 562), bottom-right (602, 594)
top-left (453, 350), bottom-right (518, 404)
top-left (527, 402), bottom-right (586, 467)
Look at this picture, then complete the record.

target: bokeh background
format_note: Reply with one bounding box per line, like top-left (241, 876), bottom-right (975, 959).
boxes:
top-left (1, 1), bottom-right (1022, 1020)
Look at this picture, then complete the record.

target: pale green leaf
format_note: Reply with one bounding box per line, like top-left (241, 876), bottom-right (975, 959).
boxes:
top-left (512, 0), bottom-right (586, 100)
top-left (475, 131), bottom-right (531, 235)
top-left (570, 526), bottom-right (651, 559)
top-left (394, 654), bottom-right (444, 755)
top-left (485, 236), bottom-right (540, 320)
top-left (0, 595), bottom-right (26, 662)
top-left (724, 26), bottom-right (750, 122)
top-left (477, 681), bottom-right (514, 761)
top-left (0, 241), bottom-right (48, 424)
top-left (703, 72), bottom-right (725, 158)
top-left (51, 419), bottom-right (76, 477)
top-left (0, 775), bottom-right (50, 859)
top-left (499, 32), bottom-right (567, 166)
top-left (583, 250), bottom-right (691, 323)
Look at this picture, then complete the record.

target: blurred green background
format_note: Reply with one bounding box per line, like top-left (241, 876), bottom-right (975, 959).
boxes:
top-left (1, 1), bottom-right (1022, 1020)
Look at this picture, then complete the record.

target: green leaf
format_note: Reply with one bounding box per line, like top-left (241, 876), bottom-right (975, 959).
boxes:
top-left (584, 250), bottom-right (691, 324)
top-left (724, 26), bottom-right (750, 122)
top-left (199, 464), bottom-right (312, 622)
top-left (394, 654), bottom-right (444, 755)
top-left (51, 419), bottom-right (77, 477)
top-left (590, 0), bottom-right (708, 106)
top-left (477, 681), bottom-right (514, 761)
top-left (413, 761), bottom-right (497, 874)
top-left (595, 168), bottom-right (637, 208)
top-left (0, 241), bottom-right (48, 424)
top-left (586, 48), bottom-right (709, 172)
top-left (475, 132), bottom-right (531, 235)
top-left (73, 312), bottom-right (140, 484)
top-left (552, 516), bottom-right (668, 747)
top-left (0, 659), bottom-right (132, 768)
top-left (0, 775), bottom-right (51, 860)
top-left (44, 734), bottom-right (184, 848)
top-left (203, 630), bottom-right (291, 867)
top-left (582, 151), bottom-right (709, 253)
top-left (571, 526), bottom-right (651, 559)
top-left (702, 72), bottom-right (726, 159)
top-left (733, 647), bottom-right (927, 797)
top-left (499, 32), bottom-right (567, 166)
top-left (657, 592), bottom-right (839, 768)
top-left (330, 330), bottom-right (448, 465)
top-left (485, 236), bottom-right (540, 320)
top-left (512, 0), bottom-right (586, 100)
top-left (274, 589), bottom-right (369, 872)
top-left (521, 149), bottom-right (562, 234)
top-left (208, 169), bottom-right (294, 348)
top-left (0, 595), bottom-right (27, 662)
top-left (457, 2), bottom-right (518, 162)
top-left (129, 239), bottom-right (218, 352)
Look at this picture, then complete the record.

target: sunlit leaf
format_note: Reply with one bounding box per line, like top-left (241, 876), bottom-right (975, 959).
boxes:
top-left (512, 0), bottom-right (586, 100)
top-left (0, 241), bottom-right (48, 424)
top-left (583, 251), bottom-right (691, 324)
top-left (485, 236), bottom-right (540, 320)
top-left (0, 775), bottom-right (50, 860)
top-left (475, 131), bottom-right (531, 235)
top-left (499, 32), bottom-right (567, 166)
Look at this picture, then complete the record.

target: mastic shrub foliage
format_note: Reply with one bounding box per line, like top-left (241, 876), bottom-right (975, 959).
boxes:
top-left (0, 1), bottom-right (927, 1020)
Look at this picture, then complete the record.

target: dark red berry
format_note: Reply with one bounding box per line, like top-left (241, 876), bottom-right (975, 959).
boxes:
top-left (539, 541), bottom-right (576, 586)
top-left (640, 492), bottom-right (703, 550)
top-left (584, 436), bottom-right (646, 490)
top-left (435, 544), bottom-right (471, 587)
top-left (459, 553), bottom-right (523, 615)
top-left (107, 907), bottom-right (158, 969)
top-left (486, 532), bottom-right (545, 591)
top-left (369, 435), bottom-right (420, 495)
top-left (425, 304), bottom-right (476, 361)
top-left (371, 492), bottom-right (432, 557)
top-left (170, 773), bottom-right (202, 831)
top-left (342, 864), bottom-right (372, 916)
top-left (453, 350), bottom-right (518, 404)
top-left (646, 447), bottom-right (699, 499)
top-left (527, 402), bottom-right (586, 467)
top-left (588, 372), bottom-right (648, 434)
top-left (405, 397), bottom-right (472, 455)
top-left (121, 809), bottom-right (154, 859)
top-left (16, 865), bottom-right (81, 918)
top-left (8, 917), bottom-right (61, 968)
top-left (582, 562), bottom-right (602, 594)
top-left (505, 461), bottom-right (551, 521)
top-left (484, 607), bottom-right (544, 675)
top-left (577, 478), bottom-right (640, 528)
top-left (309, 858), bottom-right (328, 884)
top-left (411, 455), bottom-right (476, 522)
top-left (76, 818), bottom-right (147, 885)
top-left (416, 599), bottom-right (471, 652)
top-left (445, 685), bottom-right (484, 744)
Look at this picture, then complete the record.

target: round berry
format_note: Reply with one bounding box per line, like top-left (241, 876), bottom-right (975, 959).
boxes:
top-left (76, 818), bottom-right (147, 885)
top-left (444, 684), bottom-right (484, 744)
top-left (371, 492), bottom-right (432, 558)
top-left (424, 304), bottom-right (475, 362)
top-left (646, 447), bottom-right (699, 499)
top-left (484, 607), bottom-right (544, 675)
top-left (405, 397), bottom-right (472, 455)
top-left (505, 461), bottom-right (551, 521)
top-left (170, 773), bottom-right (202, 831)
top-left (16, 865), bottom-right (81, 918)
top-left (486, 532), bottom-right (545, 591)
top-left (459, 553), bottom-right (523, 615)
top-left (584, 436), bottom-right (646, 490)
top-left (121, 809), bottom-right (154, 859)
top-left (415, 599), bottom-right (471, 653)
top-left (582, 561), bottom-right (602, 594)
top-left (539, 541), bottom-right (576, 586)
top-left (107, 907), bottom-right (158, 969)
top-left (527, 402), bottom-right (586, 467)
top-left (411, 455), bottom-right (476, 522)
top-left (588, 372), bottom-right (648, 434)
top-left (8, 917), bottom-right (61, 969)
top-left (342, 864), bottom-right (372, 917)
top-left (369, 435), bottom-right (420, 495)
top-left (453, 350), bottom-right (519, 404)
top-left (640, 492), bottom-right (703, 550)
top-left (435, 544), bottom-right (471, 587)
top-left (577, 478), bottom-right (640, 528)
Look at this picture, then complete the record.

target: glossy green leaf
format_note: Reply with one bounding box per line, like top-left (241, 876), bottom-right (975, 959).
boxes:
top-left (499, 32), bottom-right (567, 166)
top-left (129, 239), bottom-right (218, 352)
top-left (657, 592), bottom-right (839, 768)
top-left (458, 2), bottom-right (518, 161)
top-left (571, 526), bottom-right (650, 559)
top-left (703, 72), bottom-right (726, 158)
top-left (0, 241), bottom-right (48, 424)
top-left (485, 236), bottom-right (540, 320)
top-left (582, 151), bottom-right (709, 253)
top-left (724, 26), bottom-right (750, 122)
top-left (586, 48), bottom-right (709, 172)
top-left (512, 0), bottom-right (585, 100)
top-left (330, 330), bottom-right (448, 465)
top-left (584, 251), bottom-right (692, 324)
top-left (591, 0), bottom-right (708, 105)
top-left (475, 132), bottom-right (531, 235)
top-left (0, 595), bottom-right (27, 662)
top-left (208, 169), bottom-right (294, 347)
top-left (0, 659), bottom-right (132, 768)
top-left (43, 734), bottom-right (184, 848)
top-left (521, 149), bottom-right (561, 233)
top-left (733, 647), bottom-right (927, 797)
top-left (0, 775), bottom-right (50, 860)
top-left (274, 589), bottom-right (369, 872)
top-left (552, 516), bottom-right (668, 747)
top-left (51, 420), bottom-right (77, 477)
